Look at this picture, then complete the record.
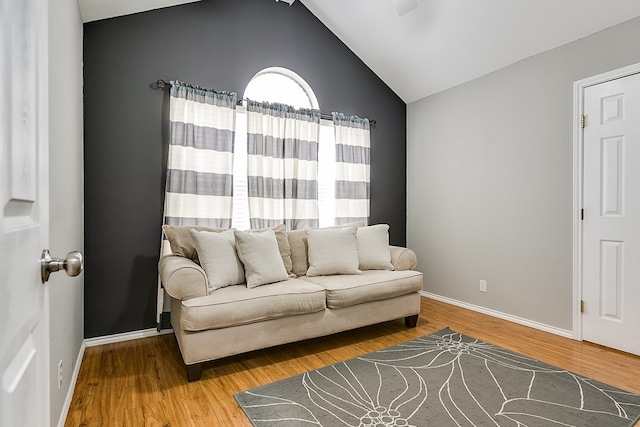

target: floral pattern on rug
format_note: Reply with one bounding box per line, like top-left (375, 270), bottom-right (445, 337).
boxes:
top-left (234, 328), bottom-right (640, 427)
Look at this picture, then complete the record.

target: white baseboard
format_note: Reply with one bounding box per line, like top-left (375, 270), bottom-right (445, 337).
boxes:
top-left (58, 327), bottom-right (174, 426)
top-left (57, 342), bottom-right (85, 427)
top-left (419, 291), bottom-right (573, 339)
top-left (84, 327), bottom-right (173, 348)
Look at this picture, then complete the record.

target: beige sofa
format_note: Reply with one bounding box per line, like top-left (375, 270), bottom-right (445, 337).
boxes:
top-left (158, 225), bottom-right (423, 381)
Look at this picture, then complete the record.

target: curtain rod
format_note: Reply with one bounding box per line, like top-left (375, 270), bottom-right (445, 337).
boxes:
top-left (151, 79), bottom-right (376, 126)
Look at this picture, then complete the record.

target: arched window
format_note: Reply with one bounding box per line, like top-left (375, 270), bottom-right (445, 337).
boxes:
top-left (232, 68), bottom-right (335, 230)
top-left (243, 67), bottom-right (318, 110)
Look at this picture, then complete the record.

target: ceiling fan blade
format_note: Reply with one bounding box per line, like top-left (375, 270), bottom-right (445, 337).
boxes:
top-left (392, 0), bottom-right (417, 16)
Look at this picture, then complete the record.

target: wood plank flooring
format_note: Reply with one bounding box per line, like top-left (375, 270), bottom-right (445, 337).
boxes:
top-left (65, 297), bottom-right (640, 426)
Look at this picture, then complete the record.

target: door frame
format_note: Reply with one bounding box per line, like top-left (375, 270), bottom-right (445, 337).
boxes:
top-left (572, 62), bottom-right (640, 340)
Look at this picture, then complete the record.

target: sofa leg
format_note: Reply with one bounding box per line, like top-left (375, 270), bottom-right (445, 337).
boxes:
top-left (187, 363), bottom-right (203, 382)
top-left (404, 314), bottom-right (418, 328)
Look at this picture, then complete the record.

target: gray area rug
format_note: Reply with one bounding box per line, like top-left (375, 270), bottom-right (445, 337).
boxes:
top-left (234, 328), bottom-right (640, 426)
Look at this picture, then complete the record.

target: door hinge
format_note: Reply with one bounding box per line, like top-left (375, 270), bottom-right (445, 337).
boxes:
top-left (580, 300), bottom-right (585, 313)
top-left (580, 209), bottom-right (584, 221)
top-left (581, 115), bottom-right (585, 128)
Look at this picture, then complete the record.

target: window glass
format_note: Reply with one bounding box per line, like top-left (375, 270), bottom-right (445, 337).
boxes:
top-left (231, 114), bottom-right (251, 230)
top-left (317, 124), bottom-right (336, 228)
top-left (244, 71), bottom-right (314, 109)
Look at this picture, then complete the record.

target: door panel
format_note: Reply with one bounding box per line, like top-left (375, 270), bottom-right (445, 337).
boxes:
top-left (582, 72), bottom-right (640, 356)
top-left (0, 0), bottom-right (49, 424)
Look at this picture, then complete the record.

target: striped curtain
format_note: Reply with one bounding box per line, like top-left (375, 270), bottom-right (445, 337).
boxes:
top-left (333, 112), bottom-right (370, 225)
top-left (246, 100), bottom-right (321, 230)
top-left (163, 81), bottom-right (237, 232)
top-left (158, 81), bottom-right (236, 329)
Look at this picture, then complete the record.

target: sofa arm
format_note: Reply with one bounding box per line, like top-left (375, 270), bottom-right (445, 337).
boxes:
top-left (159, 255), bottom-right (208, 300)
top-left (390, 246), bottom-right (418, 271)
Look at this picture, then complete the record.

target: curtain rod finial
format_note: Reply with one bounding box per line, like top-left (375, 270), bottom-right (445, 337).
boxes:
top-left (151, 79), bottom-right (171, 89)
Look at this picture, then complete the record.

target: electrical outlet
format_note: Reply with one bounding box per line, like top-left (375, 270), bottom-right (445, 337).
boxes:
top-left (58, 360), bottom-right (63, 390)
top-left (479, 280), bottom-right (487, 293)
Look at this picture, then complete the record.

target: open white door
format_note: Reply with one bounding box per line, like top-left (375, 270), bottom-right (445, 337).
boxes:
top-left (582, 71), bottom-right (640, 356)
top-left (0, 0), bottom-right (50, 424)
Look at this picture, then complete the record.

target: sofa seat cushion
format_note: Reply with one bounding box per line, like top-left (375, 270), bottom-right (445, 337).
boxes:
top-left (180, 279), bottom-right (326, 331)
top-left (301, 270), bottom-right (423, 309)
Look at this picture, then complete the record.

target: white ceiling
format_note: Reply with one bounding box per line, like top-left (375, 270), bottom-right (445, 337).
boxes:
top-left (300, 0), bottom-right (640, 103)
top-left (79, 0), bottom-right (640, 103)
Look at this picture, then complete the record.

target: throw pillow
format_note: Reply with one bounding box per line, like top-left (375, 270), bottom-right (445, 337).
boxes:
top-left (234, 229), bottom-right (289, 288)
top-left (287, 222), bottom-right (365, 277)
top-left (190, 229), bottom-right (245, 291)
top-left (247, 224), bottom-right (294, 277)
top-left (162, 225), bottom-right (224, 263)
top-left (306, 226), bottom-right (361, 276)
top-left (356, 224), bottom-right (394, 270)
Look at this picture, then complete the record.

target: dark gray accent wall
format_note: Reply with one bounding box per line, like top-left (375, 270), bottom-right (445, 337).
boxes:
top-left (83, 0), bottom-right (407, 338)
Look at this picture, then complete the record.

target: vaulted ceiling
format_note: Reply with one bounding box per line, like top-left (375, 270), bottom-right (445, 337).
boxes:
top-left (79, 0), bottom-right (640, 103)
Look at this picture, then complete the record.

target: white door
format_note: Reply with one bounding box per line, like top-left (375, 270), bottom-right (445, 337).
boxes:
top-left (582, 72), bottom-right (640, 356)
top-left (0, 0), bottom-right (50, 424)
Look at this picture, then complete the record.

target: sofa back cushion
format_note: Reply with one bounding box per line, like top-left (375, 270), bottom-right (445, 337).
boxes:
top-left (287, 229), bottom-right (309, 278)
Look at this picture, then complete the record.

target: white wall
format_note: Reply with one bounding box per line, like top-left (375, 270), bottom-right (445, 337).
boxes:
top-left (48, 0), bottom-right (84, 425)
top-left (407, 17), bottom-right (640, 331)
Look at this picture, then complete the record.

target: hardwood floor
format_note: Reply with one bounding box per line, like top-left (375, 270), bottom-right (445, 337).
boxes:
top-left (65, 297), bottom-right (640, 426)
